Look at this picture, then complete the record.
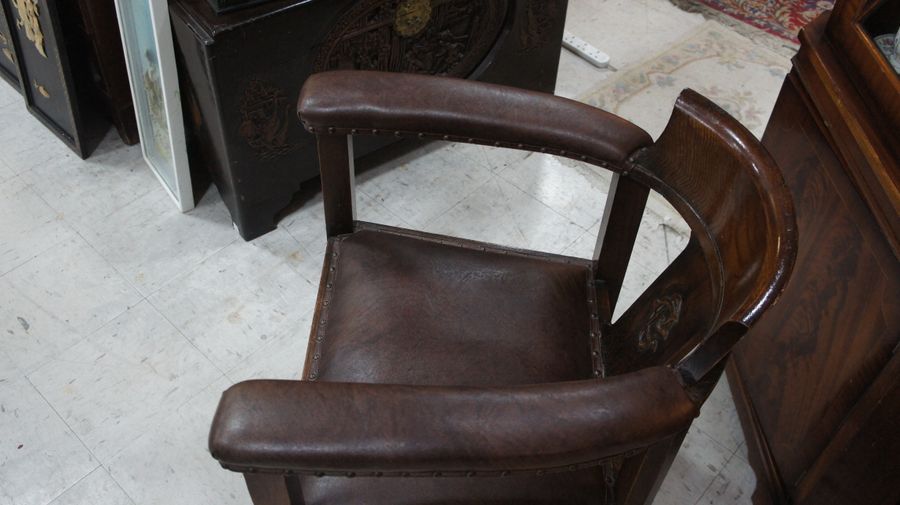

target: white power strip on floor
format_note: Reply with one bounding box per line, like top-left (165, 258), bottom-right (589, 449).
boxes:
top-left (562, 31), bottom-right (611, 69)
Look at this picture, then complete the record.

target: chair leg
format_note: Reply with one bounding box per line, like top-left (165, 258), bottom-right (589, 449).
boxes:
top-left (593, 173), bottom-right (649, 311)
top-left (316, 134), bottom-right (356, 237)
top-left (611, 363), bottom-right (726, 504)
top-left (244, 473), bottom-right (306, 505)
top-left (613, 430), bottom-right (688, 505)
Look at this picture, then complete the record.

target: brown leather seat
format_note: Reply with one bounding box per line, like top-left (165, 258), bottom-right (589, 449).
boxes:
top-left (310, 224), bottom-right (597, 387)
top-left (296, 227), bottom-right (628, 504)
top-left (208, 71), bottom-right (797, 505)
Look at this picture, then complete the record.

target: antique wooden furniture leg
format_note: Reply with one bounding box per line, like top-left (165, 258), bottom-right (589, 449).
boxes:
top-left (594, 173), bottom-right (650, 311)
top-left (613, 431), bottom-right (688, 505)
top-left (316, 134), bottom-right (355, 237)
top-left (244, 474), bottom-right (305, 505)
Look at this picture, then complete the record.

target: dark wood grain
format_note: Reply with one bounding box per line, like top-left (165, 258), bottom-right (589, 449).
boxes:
top-left (593, 173), bottom-right (650, 311)
top-left (827, 0), bottom-right (900, 155)
top-left (729, 5), bottom-right (900, 503)
top-left (801, 11), bottom-right (899, 258)
top-left (603, 89), bottom-right (797, 383)
top-left (726, 358), bottom-right (782, 505)
top-left (734, 70), bottom-right (900, 505)
top-left (796, 349), bottom-right (900, 505)
top-left (316, 135), bottom-right (355, 237)
top-left (244, 474), bottom-right (305, 505)
top-left (616, 431), bottom-right (688, 505)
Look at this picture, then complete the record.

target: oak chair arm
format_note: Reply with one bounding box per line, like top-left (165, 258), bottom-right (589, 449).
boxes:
top-left (208, 366), bottom-right (698, 477)
top-left (297, 70), bottom-right (652, 168)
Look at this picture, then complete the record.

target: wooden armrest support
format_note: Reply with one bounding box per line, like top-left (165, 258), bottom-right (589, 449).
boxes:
top-left (297, 71), bottom-right (652, 167)
top-left (208, 366), bottom-right (697, 476)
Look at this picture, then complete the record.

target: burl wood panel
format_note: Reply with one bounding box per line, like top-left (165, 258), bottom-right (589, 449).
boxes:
top-left (797, 351), bottom-right (900, 505)
top-left (732, 74), bottom-right (900, 499)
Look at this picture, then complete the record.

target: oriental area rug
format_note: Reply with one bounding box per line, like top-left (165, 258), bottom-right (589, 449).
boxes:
top-left (579, 21), bottom-right (791, 140)
top-left (670, 0), bottom-right (834, 55)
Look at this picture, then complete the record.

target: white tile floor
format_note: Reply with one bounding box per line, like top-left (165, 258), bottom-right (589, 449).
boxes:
top-left (0, 1), bottom-right (780, 503)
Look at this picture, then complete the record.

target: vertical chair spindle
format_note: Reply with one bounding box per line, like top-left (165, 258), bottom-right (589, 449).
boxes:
top-left (316, 134), bottom-right (356, 237)
top-left (594, 173), bottom-right (650, 312)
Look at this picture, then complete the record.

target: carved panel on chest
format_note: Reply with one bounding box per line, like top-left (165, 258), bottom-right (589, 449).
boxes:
top-left (238, 79), bottom-right (296, 161)
top-left (314, 0), bottom-right (509, 77)
top-left (520, 0), bottom-right (565, 51)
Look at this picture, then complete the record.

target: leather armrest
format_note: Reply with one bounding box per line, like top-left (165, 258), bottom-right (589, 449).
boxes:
top-left (209, 366), bottom-right (698, 476)
top-left (298, 71), bottom-right (652, 165)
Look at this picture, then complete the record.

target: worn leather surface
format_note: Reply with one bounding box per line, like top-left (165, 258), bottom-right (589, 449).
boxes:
top-left (208, 225), bottom-right (699, 503)
top-left (209, 367), bottom-right (697, 473)
top-left (298, 71), bottom-right (652, 165)
top-left (308, 226), bottom-right (597, 386)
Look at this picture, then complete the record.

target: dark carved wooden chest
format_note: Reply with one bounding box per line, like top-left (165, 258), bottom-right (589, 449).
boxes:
top-left (170, 0), bottom-right (569, 240)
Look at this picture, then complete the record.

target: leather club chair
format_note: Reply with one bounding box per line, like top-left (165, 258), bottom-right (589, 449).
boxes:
top-left (207, 71), bottom-right (797, 505)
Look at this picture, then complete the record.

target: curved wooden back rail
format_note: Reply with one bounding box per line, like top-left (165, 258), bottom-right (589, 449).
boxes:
top-left (616, 90), bottom-right (797, 383)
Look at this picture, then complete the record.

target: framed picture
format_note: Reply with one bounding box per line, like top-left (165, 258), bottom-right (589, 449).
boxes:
top-left (114, 0), bottom-right (193, 211)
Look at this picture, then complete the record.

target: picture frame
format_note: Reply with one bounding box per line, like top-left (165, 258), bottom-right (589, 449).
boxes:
top-left (114, 0), bottom-right (193, 211)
